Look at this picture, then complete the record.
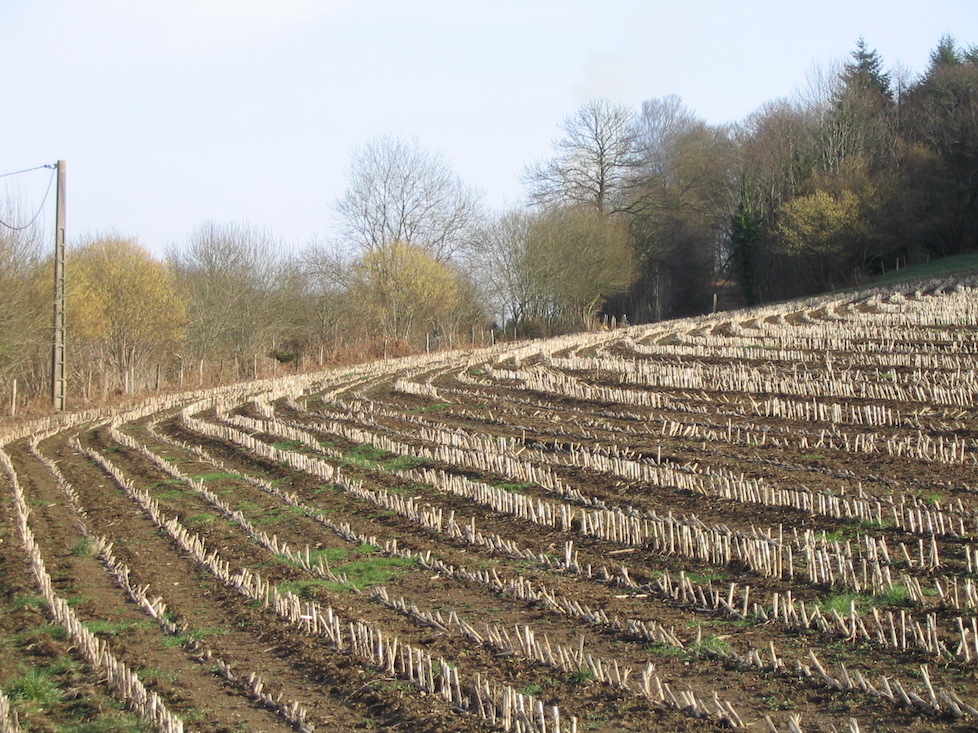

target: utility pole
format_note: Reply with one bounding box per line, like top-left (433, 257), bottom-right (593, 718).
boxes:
top-left (51, 160), bottom-right (66, 411)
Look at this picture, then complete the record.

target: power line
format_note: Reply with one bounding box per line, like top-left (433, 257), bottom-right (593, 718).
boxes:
top-left (0, 163), bottom-right (56, 178)
top-left (0, 164), bottom-right (57, 231)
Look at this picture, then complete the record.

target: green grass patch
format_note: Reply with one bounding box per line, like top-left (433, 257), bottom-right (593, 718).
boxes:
top-left (685, 569), bottom-right (727, 585)
top-left (66, 594), bottom-right (93, 608)
top-left (877, 584), bottom-right (913, 606)
top-left (386, 454), bottom-right (426, 471)
top-left (83, 619), bottom-right (152, 637)
top-left (280, 544), bottom-right (359, 569)
top-left (691, 633), bottom-right (731, 655)
top-left (821, 584), bottom-right (912, 614)
top-left (137, 667), bottom-right (178, 684)
top-left (386, 482), bottom-right (425, 497)
top-left (645, 641), bottom-right (684, 657)
top-left (493, 481), bottom-right (535, 494)
top-left (855, 518), bottom-right (892, 531)
top-left (273, 439), bottom-right (302, 451)
top-left (820, 529), bottom-right (847, 543)
top-left (569, 667), bottom-right (595, 684)
top-left (13, 593), bottom-right (46, 610)
top-left (190, 625), bottom-right (229, 640)
top-left (341, 443), bottom-right (426, 472)
top-left (279, 548), bottom-right (415, 593)
top-left (155, 489), bottom-right (187, 501)
top-left (7, 667), bottom-right (64, 707)
top-left (186, 512), bottom-right (218, 525)
top-left (330, 556), bottom-right (416, 590)
top-left (32, 624), bottom-right (68, 641)
top-left (190, 471), bottom-right (239, 483)
top-left (348, 443), bottom-right (388, 462)
top-left (820, 592), bottom-right (863, 615)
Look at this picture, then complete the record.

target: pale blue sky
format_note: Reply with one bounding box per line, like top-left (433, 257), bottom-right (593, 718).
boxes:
top-left (2, 0), bottom-right (976, 255)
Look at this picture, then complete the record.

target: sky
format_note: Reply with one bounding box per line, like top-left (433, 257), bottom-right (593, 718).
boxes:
top-left (2, 0), bottom-right (976, 257)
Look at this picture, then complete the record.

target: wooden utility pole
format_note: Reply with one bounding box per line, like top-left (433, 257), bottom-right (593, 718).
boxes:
top-left (51, 160), bottom-right (66, 411)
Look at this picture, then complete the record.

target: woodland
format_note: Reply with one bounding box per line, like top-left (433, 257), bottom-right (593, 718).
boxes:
top-left (1, 36), bottom-right (976, 408)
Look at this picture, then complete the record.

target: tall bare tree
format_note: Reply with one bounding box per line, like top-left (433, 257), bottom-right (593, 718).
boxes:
top-left (335, 136), bottom-right (481, 261)
top-left (624, 97), bottom-right (735, 319)
top-left (524, 99), bottom-right (639, 213)
top-left (169, 222), bottom-right (289, 368)
top-left (469, 210), bottom-right (549, 328)
top-left (0, 216), bottom-right (47, 392)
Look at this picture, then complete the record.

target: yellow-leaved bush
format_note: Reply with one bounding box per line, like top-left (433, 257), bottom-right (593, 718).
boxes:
top-left (68, 236), bottom-right (187, 393)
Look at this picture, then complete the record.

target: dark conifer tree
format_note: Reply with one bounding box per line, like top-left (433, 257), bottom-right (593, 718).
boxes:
top-left (841, 37), bottom-right (892, 99)
top-left (730, 175), bottom-right (764, 307)
top-left (927, 34), bottom-right (963, 74)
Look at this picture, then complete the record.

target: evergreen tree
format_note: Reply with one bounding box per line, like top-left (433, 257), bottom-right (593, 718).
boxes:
top-left (905, 35), bottom-right (978, 255)
top-left (730, 175), bottom-right (764, 306)
top-left (841, 37), bottom-right (892, 99)
top-left (928, 34), bottom-right (963, 74)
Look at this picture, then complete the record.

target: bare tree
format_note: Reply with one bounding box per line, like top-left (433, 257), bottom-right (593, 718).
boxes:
top-left (472, 206), bottom-right (635, 332)
top-left (633, 95), bottom-right (699, 180)
top-left (625, 97), bottom-right (736, 319)
top-left (335, 136), bottom-right (482, 261)
top-left (169, 222), bottom-right (289, 367)
top-left (524, 99), bottom-right (640, 213)
top-left (0, 212), bottom-right (47, 391)
top-left (469, 210), bottom-right (548, 328)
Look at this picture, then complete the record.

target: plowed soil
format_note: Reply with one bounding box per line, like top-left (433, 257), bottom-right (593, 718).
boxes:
top-left (3, 281), bottom-right (978, 733)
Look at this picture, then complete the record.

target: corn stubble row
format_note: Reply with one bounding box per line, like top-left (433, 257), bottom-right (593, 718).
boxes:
top-left (2, 275), bottom-right (977, 732)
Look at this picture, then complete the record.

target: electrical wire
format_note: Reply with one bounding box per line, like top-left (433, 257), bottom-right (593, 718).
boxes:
top-left (0, 164), bottom-right (57, 231)
top-left (0, 163), bottom-right (55, 178)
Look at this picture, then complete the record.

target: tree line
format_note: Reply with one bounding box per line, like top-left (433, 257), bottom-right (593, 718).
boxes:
top-left (1, 35), bottom-right (976, 410)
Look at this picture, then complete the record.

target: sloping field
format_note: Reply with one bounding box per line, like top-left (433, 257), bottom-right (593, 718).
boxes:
top-left (3, 274), bottom-right (978, 733)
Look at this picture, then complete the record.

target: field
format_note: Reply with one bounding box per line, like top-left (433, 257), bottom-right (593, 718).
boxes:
top-left (3, 274), bottom-right (978, 733)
